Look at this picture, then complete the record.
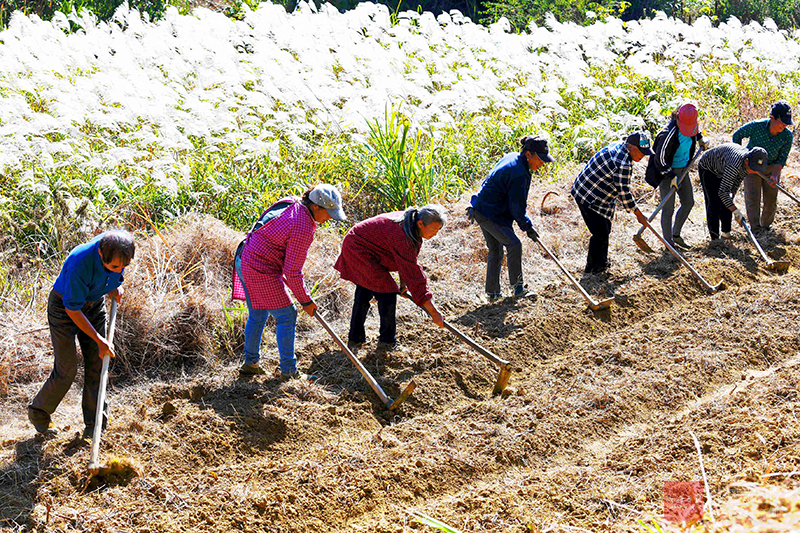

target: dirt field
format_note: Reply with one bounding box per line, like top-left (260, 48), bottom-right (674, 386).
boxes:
top-left (2, 149), bottom-right (800, 532)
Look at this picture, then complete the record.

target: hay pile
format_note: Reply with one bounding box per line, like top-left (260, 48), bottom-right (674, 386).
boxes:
top-left (113, 214), bottom-right (245, 374)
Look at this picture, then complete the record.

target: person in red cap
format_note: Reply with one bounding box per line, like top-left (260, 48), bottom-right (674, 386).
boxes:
top-left (644, 103), bottom-right (705, 248)
top-left (733, 100), bottom-right (794, 231)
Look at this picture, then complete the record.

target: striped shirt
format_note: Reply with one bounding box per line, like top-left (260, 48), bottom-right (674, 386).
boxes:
top-left (236, 197), bottom-right (316, 310)
top-left (732, 119), bottom-right (793, 166)
top-left (698, 143), bottom-right (750, 210)
top-left (571, 141), bottom-right (638, 220)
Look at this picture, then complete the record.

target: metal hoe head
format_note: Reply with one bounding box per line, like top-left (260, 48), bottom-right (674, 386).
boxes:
top-left (709, 280), bottom-right (726, 293)
top-left (388, 381), bottom-right (416, 411)
top-left (589, 297), bottom-right (615, 312)
top-left (633, 234), bottom-right (654, 254)
top-left (491, 364), bottom-right (513, 396)
top-left (766, 260), bottom-right (791, 273)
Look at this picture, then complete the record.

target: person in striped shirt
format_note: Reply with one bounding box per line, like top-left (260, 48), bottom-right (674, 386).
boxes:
top-left (571, 132), bottom-right (651, 274)
top-left (334, 205), bottom-right (446, 351)
top-left (232, 184), bottom-right (345, 379)
top-left (732, 101), bottom-right (794, 231)
top-left (698, 144), bottom-right (768, 241)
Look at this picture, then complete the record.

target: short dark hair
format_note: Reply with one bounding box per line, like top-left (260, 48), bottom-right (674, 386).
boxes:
top-left (99, 230), bottom-right (136, 266)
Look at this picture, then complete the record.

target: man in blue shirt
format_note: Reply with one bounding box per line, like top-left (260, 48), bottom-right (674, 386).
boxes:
top-left (469, 135), bottom-right (554, 302)
top-left (28, 230), bottom-right (135, 437)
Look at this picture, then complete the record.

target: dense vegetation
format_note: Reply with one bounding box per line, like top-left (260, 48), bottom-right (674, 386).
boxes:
top-left (1, 0), bottom-right (798, 30)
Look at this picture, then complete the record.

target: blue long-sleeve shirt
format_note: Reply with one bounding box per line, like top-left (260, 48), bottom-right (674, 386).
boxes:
top-left (53, 235), bottom-right (125, 310)
top-left (470, 152), bottom-right (533, 231)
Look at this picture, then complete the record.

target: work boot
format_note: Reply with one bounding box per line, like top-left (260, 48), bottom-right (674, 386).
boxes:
top-left (347, 340), bottom-right (363, 353)
top-left (720, 231), bottom-right (731, 239)
top-left (239, 363), bottom-right (266, 376)
top-left (28, 407), bottom-right (57, 437)
top-left (376, 340), bottom-right (397, 353)
top-left (279, 371), bottom-right (317, 382)
top-left (487, 293), bottom-right (502, 303)
top-left (513, 284), bottom-right (536, 299)
top-left (673, 235), bottom-right (691, 249)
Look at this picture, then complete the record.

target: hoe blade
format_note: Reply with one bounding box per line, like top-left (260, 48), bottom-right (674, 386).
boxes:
top-left (388, 381), bottom-right (416, 411)
top-left (709, 280), bottom-right (726, 293)
top-left (633, 234), bottom-right (654, 254)
top-left (767, 260), bottom-right (791, 273)
top-left (590, 297), bottom-right (614, 312)
top-left (491, 364), bottom-right (513, 396)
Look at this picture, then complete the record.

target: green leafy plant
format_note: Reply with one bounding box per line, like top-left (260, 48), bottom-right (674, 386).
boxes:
top-left (413, 511), bottom-right (463, 533)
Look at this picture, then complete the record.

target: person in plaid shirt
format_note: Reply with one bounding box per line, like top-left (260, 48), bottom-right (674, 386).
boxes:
top-left (334, 205), bottom-right (446, 350)
top-left (232, 184), bottom-right (345, 378)
top-left (732, 100), bottom-right (794, 231)
top-left (698, 144), bottom-right (768, 241)
top-left (571, 132), bottom-right (651, 274)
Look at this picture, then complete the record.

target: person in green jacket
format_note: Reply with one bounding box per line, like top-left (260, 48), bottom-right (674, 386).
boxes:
top-left (732, 101), bottom-right (793, 231)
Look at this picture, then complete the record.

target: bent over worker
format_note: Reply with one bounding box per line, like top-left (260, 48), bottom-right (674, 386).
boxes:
top-left (334, 205), bottom-right (446, 350)
top-left (28, 230), bottom-right (135, 438)
top-left (698, 143), bottom-right (769, 241)
top-left (732, 100), bottom-right (793, 231)
top-left (571, 132), bottom-right (651, 274)
top-left (232, 184), bottom-right (345, 379)
top-left (468, 135), bottom-right (554, 301)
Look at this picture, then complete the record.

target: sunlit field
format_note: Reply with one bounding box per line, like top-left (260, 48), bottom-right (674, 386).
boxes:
top-left (1, 2), bottom-right (798, 259)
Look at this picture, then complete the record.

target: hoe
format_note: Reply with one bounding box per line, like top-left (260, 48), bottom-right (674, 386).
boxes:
top-left (739, 217), bottom-right (790, 273)
top-left (314, 311), bottom-right (415, 410)
top-left (536, 239), bottom-right (614, 311)
top-left (400, 292), bottom-right (511, 395)
top-left (639, 218), bottom-right (724, 293)
top-left (633, 149), bottom-right (703, 254)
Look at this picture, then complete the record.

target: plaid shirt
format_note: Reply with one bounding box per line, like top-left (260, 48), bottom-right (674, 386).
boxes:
top-left (732, 119), bottom-right (793, 166)
top-left (571, 141), bottom-right (638, 220)
top-left (334, 213), bottom-right (433, 306)
top-left (236, 197), bottom-right (316, 309)
top-left (698, 143), bottom-right (750, 210)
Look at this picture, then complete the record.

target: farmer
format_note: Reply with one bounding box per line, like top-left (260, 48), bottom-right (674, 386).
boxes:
top-left (732, 100), bottom-right (794, 231)
top-left (571, 132), bottom-right (652, 274)
top-left (468, 135), bottom-right (554, 302)
top-left (644, 103), bottom-right (704, 249)
top-left (334, 205), bottom-right (446, 350)
top-left (232, 184), bottom-right (345, 379)
top-left (698, 144), bottom-right (769, 241)
top-left (28, 230), bottom-right (136, 438)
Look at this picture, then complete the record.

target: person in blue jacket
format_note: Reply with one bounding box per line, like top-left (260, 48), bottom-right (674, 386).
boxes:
top-left (468, 135), bottom-right (554, 301)
top-left (28, 230), bottom-right (135, 438)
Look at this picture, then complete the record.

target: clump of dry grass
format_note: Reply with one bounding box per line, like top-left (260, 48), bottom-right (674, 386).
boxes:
top-left (113, 213), bottom-right (245, 373)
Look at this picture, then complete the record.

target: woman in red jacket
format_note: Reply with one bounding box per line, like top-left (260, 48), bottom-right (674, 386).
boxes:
top-left (334, 205), bottom-right (446, 349)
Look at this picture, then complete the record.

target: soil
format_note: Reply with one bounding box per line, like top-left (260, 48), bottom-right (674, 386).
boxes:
top-left (2, 151), bottom-right (800, 532)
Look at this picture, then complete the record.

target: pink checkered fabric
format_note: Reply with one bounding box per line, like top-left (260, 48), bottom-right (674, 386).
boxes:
top-left (334, 212), bottom-right (432, 306)
top-left (233, 198), bottom-right (316, 310)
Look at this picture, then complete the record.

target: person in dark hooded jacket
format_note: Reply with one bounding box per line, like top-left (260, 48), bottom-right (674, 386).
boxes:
top-left (644, 103), bottom-right (704, 249)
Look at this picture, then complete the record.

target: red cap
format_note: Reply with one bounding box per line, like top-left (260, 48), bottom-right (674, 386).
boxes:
top-left (676, 104), bottom-right (699, 137)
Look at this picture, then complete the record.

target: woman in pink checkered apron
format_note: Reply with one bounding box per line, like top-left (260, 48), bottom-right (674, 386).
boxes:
top-left (232, 184), bottom-right (345, 379)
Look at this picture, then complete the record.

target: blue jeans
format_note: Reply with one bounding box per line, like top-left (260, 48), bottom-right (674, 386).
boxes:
top-left (235, 256), bottom-right (298, 374)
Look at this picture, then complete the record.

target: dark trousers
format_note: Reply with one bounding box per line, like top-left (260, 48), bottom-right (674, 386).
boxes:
top-left (472, 209), bottom-right (523, 295)
top-left (348, 285), bottom-right (397, 344)
top-left (578, 203), bottom-right (613, 273)
top-left (29, 290), bottom-right (107, 431)
top-left (699, 168), bottom-right (732, 240)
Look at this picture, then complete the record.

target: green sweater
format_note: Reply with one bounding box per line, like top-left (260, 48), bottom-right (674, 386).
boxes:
top-left (732, 119), bottom-right (793, 166)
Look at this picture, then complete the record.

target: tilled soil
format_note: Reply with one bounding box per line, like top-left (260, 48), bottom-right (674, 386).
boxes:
top-left (2, 159), bottom-right (800, 532)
